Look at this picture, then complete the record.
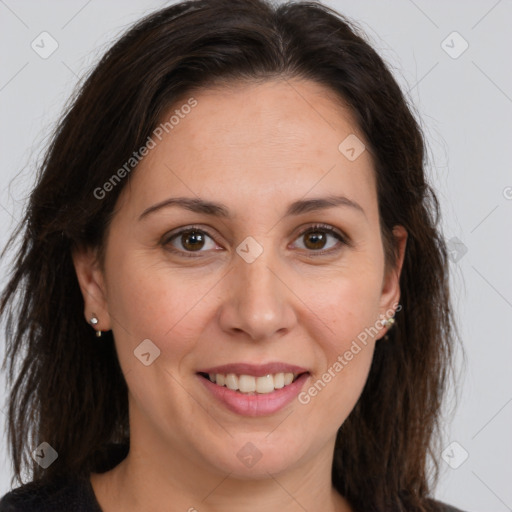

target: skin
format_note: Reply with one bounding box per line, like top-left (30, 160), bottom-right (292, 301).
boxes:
top-left (73, 78), bottom-right (407, 512)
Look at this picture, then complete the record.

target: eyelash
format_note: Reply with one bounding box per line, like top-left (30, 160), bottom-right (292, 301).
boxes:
top-left (161, 223), bottom-right (350, 259)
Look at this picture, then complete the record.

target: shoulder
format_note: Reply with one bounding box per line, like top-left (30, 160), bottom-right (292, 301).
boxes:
top-left (0, 442), bottom-right (128, 511)
top-left (0, 473), bottom-right (102, 512)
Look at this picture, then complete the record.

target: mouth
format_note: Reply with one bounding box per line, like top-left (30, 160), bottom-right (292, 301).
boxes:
top-left (195, 364), bottom-right (311, 416)
top-left (197, 371), bottom-right (308, 395)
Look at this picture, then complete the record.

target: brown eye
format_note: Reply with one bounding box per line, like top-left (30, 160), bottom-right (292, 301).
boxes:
top-left (180, 230), bottom-right (206, 251)
top-left (303, 230), bottom-right (328, 250)
top-left (163, 227), bottom-right (218, 256)
top-left (292, 224), bottom-right (347, 255)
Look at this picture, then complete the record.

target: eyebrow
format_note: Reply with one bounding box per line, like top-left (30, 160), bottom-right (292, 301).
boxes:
top-left (138, 194), bottom-right (366, 220)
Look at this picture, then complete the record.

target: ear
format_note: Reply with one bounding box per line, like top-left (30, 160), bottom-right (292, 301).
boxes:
top-left (378, 225), bottom-right (407, 330)
top-left (72, 244), bottom-right (111, 332)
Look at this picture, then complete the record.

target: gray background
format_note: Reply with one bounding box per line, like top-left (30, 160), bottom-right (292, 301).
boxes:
top-left (0, 1), bottom-right (511, 511)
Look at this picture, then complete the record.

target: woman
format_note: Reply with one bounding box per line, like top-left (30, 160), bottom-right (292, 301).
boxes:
top-left (0, 0), bottom-right (463, 510)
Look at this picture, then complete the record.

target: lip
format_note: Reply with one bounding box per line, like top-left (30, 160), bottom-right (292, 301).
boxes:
top-left (197, 372), bottom-right (310, 417)
top-left (196, 362), bottom-right (309, 377)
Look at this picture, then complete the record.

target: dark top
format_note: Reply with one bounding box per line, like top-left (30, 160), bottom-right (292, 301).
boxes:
top-left (0, 444), bottom-right (467, 511)
top-left (0, 443), bottom-right (129, 512)
top-left (0, 473), bottom-right (102, 512)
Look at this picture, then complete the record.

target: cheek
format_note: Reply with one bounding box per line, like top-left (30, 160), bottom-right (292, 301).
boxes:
top-left (315, 282), bottom-right (380, 380)
top-left (305, 260), bottom-right (383, 344)
top-left (294, 267), bottom-right (382, 418)
top-left (104, 249), bottom-right (217, 363)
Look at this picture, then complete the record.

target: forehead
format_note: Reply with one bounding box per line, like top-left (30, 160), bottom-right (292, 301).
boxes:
top-left (178, 79), bottom-right (364, 158)
top-left (118, 79), bottom-right (377, 221)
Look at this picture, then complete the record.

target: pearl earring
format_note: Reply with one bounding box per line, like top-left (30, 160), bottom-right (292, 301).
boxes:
top-left (89, 314), bottom-right (102, 337)
top-left (384, 317), bottom-right (395, 328)
top-left (383, 316), bottom-right (396, 341)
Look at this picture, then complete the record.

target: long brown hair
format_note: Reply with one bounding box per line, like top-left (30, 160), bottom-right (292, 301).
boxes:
top-left (1, 1), bottom-right (458, 510)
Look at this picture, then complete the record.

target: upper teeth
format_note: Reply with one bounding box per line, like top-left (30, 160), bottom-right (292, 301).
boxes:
top-left (208, 373), bottom-right (298, 394)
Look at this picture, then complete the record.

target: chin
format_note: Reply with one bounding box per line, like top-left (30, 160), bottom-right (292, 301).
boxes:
top-left (204, 434), bottom-right (307, 479)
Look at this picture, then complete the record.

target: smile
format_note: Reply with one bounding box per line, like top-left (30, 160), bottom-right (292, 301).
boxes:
top-left (199, 372), bottom-right (303, 394)
top-left (197, 371), bottom-right (310, 417)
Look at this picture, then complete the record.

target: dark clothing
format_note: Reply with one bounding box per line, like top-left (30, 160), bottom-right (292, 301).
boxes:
top-left (0, 473), bottom-right (102, 512)
top-left (0, 444), bottom-right (467, 511)
top-left (0, 443), bottom-right (129, 512)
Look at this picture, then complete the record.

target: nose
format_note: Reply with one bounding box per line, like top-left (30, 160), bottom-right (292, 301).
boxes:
top-left (217, 246), bottom-right (297, 341)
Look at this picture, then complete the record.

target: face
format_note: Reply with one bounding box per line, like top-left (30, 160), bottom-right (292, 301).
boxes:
top-left (74, 79), bottom-right (406, 480)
